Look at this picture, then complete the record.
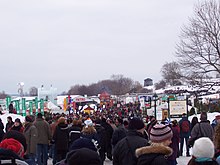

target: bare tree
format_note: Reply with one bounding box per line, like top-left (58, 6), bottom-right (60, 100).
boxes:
top-left (67, 74), bottom-right (144, 96)
top-left (161, 61), bottom-right (182, 86)
top-left (176, 0), bottom-right (220, 79)
top-left (154, 80), bottom-right (166, 90)
top-left (0, 91), bottom-right (8, 99)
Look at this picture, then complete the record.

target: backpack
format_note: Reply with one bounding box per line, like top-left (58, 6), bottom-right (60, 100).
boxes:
top-left (181, 120), bottom-right (190, 133)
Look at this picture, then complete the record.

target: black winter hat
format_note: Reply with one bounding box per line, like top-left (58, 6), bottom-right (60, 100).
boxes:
top-left (128, 117), bottom-right (145, 130)
top-left (67, 148), bottom-right (101, 165)
top-left (3, 130), bottom-right (27, 152)
top-left (25, 115), bottom-right (33, 123)
top-left (15, 118), bottom-right (21, 123)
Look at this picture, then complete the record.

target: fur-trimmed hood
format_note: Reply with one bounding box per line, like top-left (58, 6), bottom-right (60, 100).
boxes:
top-left (136, 145), bottom-right (173, 158)
top-left (135, 145), bottom-right (173, 165)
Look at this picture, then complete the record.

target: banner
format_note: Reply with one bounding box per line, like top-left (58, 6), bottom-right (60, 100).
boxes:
top-left (6, 96), bottom-right (11, 110)
top-left (40, 99), bottom-right (44, 115)
top-left (15, 100), bottom-right (20, 114)
top-left (29, 101), bottom-right (33, 115)
top-left (22, 98), bottom-right (26, 116)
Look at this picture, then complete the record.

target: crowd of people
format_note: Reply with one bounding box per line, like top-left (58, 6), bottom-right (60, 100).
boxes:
top-left (0, 110), bottom-right (220, 165)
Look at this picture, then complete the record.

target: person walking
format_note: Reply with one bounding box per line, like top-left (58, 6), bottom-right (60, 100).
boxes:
top-left (0, 105), bottom-right (3, 115)
top-left (136, 123), bottom-right (173, 165)
top-left (34, 113), bottom-right (52, 165)
top-left (179, 113), bottom-right (190, 156)
top-left (187, 137), bottom-right (218, 165)
top-left (70, 119), bottom-right (99, 152)
top-left (52, 117), bottom-right (69, 164)
top-left (94, 118), bottom-right (106, 165)
top-left (10, 118), bottom-right (24, 133)
top-left (168, 120), bottom-right (180, 165)
top-left (0, 118), bottom-right (4, 142)
top-left (191, 116), bottom-right (199, 131)
top-left (188, 112), bottom-right (214, 148)
top-left (111, 117), bottom-right (127, 149)
top-left (101, 117), bottom-right (114, 160)
top-left (23, 115), bottom-right (38, 164)
top-left (213, 121), bottom-right (220, 164)
top-left (113, 117), bottom-right (149, 165)
top-left (5, 116), bottom-right (14, 132)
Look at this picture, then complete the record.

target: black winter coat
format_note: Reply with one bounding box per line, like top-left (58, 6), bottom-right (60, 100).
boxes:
top-left (94, 124), bottom-right (106, 149)
top-left (111, 125), bottom-right (127, 148)
top-left (136, 145), bottom-right (172, 165)
top-left (0, 120), bottom-right (4, 141)
top-left (53, 123), bottom-right (69, 153)
top-left (113, 130), bottom-right (149, 165)
top-left (68, 125), bottom-right (81, 145)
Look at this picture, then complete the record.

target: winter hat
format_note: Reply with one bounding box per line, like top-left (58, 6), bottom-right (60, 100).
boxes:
top-left (150, 124), bottom-right (173, 143)
top-left (200, 112), bottom-right (207, 121)
top-left (15, 118), bottom-right (21, 123)
top-left (25, 115), bottom-right (33, 123)
top-left (192, 137), bottom-right (214, 160)
top-left (3, 130), bottom-right (27, 152)
top-left (84, 119), bottom-right (93, 127)
top-left (67, 148), bottom-right (101, 165)
top-left (0, 138), bottom-right (24, 157)
top-left (128, 117), bottom-right (145, 130)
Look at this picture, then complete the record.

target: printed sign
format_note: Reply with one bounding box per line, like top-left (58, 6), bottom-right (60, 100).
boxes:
top-left (170, 100), bottom-right (187, 117)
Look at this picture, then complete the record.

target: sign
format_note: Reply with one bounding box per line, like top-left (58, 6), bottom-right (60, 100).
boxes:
top-left (170, 100), bottom-right (187, 118)
top-left (162, 109), bottom-right (168, 120)
top-left (75, 98), bottom-right (86, 102)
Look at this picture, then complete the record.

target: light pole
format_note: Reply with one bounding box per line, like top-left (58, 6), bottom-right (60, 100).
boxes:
top-left (153, 93), bottom-right (158, 119)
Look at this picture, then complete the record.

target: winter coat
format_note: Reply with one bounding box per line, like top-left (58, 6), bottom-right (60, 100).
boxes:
top-left (0, 120), bottom-right (4, 142)
top-left (68, 125), bottom-right (81, 145)
top-left (6, 121), bottom-right (14, 132)
top-left (23, 122), bottom-right (38, 155)
top-left (190, 120), bottom-right (214, 141)
top-left (53, 123), bottom-right (69, 153)
top-left (179, 117), bottom-right (191, 137)
top-left (50, 121), bottom-right (58, 136)
top-left (10, 124), bottom-right (24, 133)
top-left (187, 157), bottom-right (219, 165)
top-left (94, 124), bottom-right (106, 149)
top-left (34, 118), bottom-right (52, 144)
top-left (168, 125), bottom-right (180, 161)
top-left (0, 148), bottom-right (29, 165)
top-left (111, 125), bottom-right (127, 148)
top-left (136, 145), bottom-right (172, 165)
top-left (113, 130), bottom-right (149, 165)
top-left (101, 121), bottom-right (113, 147)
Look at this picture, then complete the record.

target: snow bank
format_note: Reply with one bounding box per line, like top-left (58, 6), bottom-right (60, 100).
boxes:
top-left (188, 112), bottom-right (220, 122)
top-left (0, 112), bottom-right (25, 128)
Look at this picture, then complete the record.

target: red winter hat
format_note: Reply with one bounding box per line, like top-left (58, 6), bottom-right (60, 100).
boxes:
top-left (0, 138), bottom-right (24, 157)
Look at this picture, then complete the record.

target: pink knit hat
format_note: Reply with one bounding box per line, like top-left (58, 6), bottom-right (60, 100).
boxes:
top-left (150, 124), bottom-right (173, 143)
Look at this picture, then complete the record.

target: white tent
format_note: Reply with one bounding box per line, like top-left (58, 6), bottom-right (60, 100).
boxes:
top-left (47, 101), bottom-right (67, 114)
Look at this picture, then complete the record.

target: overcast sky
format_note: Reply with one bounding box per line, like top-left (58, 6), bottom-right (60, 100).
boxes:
top-left (0, 0), bottom-right (197, 94)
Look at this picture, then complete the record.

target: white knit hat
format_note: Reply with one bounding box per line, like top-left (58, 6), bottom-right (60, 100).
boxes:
top-left (192, 137), bottom-right (214, 159)
top-left (84, 119), bottom-right (93, 127)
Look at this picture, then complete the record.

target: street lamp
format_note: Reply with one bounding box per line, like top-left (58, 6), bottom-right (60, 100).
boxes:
top-left (152, 93), bottom-right (158, 119)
